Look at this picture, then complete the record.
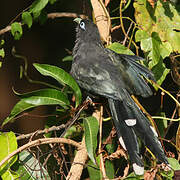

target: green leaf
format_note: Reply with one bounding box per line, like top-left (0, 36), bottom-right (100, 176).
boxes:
top-left (1, 169), bottom-right (19, 180)
top-left (152, 58), bottom-right (170, 87)
top-left (134, 0), bottom-right (180, 52)
top-left (16, 151), bottom-right (51, 179)
top-left (84, 116), bottom-right (99, 164)
top-left (105, 160), bottom-right (114, 179)
top-left (0, 48), bottom-right (5, 58)
top-left (135, 29), bottom-right (149, 42)
top-left (135, 31), bottom-right (170, 86)
top-left (126, 171), bottom-right (143, 179)
top-left (160, 169), bottom-right (174, 179)
top-left (2, 88), bottom-right (69, 126)
top-left (33, 63), bottom-right (82, 107)
top-left (49, 0), bottom-right (57, 4)
top-left (87, 157), bottom-right (102, 180)
top-left (0, 39), bottom-right (5, 46)
top-left (29, 0), bottom-right (48, 15)
top-left (62, 55), bottom-right (73, 62)
top-left (155, 112), bottom-right (167, 137)
top-left (22, 12), bottom-right (33, 28)
top-left (11, 22), bottom-right (23, 40)
top-left (168, 158), bottom-right (180, 170)
top-left (0, 132), bottom-right (17, 176)
top-left (107, 42), bottom-right (134, 55)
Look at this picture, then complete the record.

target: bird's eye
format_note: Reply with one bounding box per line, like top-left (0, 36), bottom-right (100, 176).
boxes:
top-left (80, 21), bottom-right (86, 30)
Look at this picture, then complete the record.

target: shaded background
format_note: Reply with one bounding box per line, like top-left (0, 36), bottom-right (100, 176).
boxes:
top-left (0, 0), bottom-right (87, 133)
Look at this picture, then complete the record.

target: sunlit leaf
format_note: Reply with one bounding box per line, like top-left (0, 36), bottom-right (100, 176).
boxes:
top-left (108, 42), bottom-right (134, 55)
top-left (135, 30), bottom-right (170, 86)
top-left (1, 169), bottom-right (19, 180)
top-left (0, 48), bottom-right (5, 58)
top-left (0, 132), bottom-right (17, 176)
top-left (168, 158), bottom-right (180, 170)
top-left (134, 0), bottom-right (180, 52)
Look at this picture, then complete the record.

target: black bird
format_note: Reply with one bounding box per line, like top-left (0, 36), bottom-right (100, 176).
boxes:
top-left (70, 18), bottom-right (169, 175)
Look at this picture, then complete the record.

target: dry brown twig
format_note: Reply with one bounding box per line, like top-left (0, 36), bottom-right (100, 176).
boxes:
top-left (16, 124), bottom-right (66, 140)
top-left (98, 105), bottom-right (108, 179)
top-left (0, 138), bottom-right (81, 168)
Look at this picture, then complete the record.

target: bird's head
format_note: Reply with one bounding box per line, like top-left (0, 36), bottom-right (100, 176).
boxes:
top-left (74, 18), bottom-right (101, 43)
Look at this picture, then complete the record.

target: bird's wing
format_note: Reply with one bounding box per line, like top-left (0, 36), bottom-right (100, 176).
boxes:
top-left (70, 58), bottom-right (123, 100)
top-left (105, 49), bottom-right (154, 97)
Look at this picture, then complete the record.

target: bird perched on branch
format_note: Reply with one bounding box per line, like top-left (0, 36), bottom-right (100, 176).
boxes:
top-left (70, 18), bottom-right (169, 175)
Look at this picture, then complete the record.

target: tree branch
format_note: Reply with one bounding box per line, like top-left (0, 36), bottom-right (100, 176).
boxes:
top-left (66, 137), bottom-right (88, 180)
top-left (90, 0), bottom-right (111, 44)
top-left (16, 124), bottom-right (66, 140)
top-left (0, 138), bottom-right (81, 168)
top-left (0, 12), bottom-right (86, 36)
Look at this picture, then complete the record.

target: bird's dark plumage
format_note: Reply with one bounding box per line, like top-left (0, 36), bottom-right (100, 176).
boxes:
top-left (70, 18), bottom-right (169, 175)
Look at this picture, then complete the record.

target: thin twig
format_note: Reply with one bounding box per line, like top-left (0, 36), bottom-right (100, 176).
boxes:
top-left (47, 13), bottom-right (86, 19)
top-left (60, 97), bottom-right (92, 138)
top-left (17, 124), bottom-right (66, 140)
top-left (150, 80), bottom-right (180, 107)
top-left (0, 138), bottom-right (81, 168)
top-left (0, 12), bottom-right (86, 36)
top-left (119, 0), bottom-right (139, 55)
top-left (122, 21), bottom-right (133, 46)
top-left (98, 105), bottom-right (108, 179)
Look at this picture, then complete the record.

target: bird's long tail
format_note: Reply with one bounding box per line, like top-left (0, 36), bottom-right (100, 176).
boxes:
top-left (108, 96), bottom-right (169, 175)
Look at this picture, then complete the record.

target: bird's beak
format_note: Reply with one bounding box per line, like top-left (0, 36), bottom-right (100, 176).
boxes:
top-left (74, 18), bottom-right (82, 24)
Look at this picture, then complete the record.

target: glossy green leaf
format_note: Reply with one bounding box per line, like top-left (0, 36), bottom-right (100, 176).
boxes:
top-left (108, 42), bottom-right (134, 55)
top-left (2, 88), bottom-right (69, 126)
top-left (33, 63), bottom-right (82, 107)
top-left (11, 22), bottom-right (23, 40)
top-left (29, 0), bottom-right (48, 15)
top-left (0, 132), bottom-right (17, 176)
top-left (0, 48), bottom-right (5, 58)
top-left (84, 116), bottom-right (99, 164)
top-left (22, 12), bottom-right (33, 28)
top-left (16, 151), bottom-right (51, 179)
